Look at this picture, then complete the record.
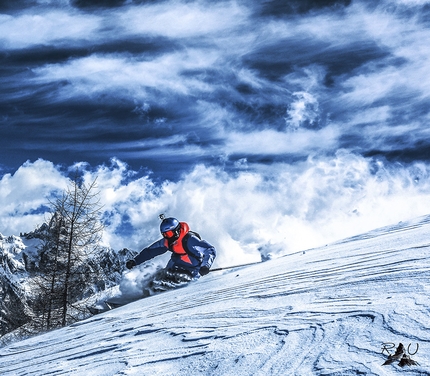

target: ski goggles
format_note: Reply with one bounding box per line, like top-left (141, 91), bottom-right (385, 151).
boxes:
top-left (162, 230), bottom-right (175, 239)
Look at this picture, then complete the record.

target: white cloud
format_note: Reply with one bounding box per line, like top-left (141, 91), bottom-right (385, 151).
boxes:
top-left (224, 126), bottom-right (340, 156)
top-left (33, 49), bottom-right (219, 99)
top-left (285, 91), bottom-right (320, 130)
top-left (347, 106), bottom-right (391, 126)
top-left (0, 159), bottom-right (67, 235)
top-left (118, 2), bottom-right (249, 39)
top-left (0, 0), bottom-right (247, 68)
top-left (0, 11), bottom-right (100, 49)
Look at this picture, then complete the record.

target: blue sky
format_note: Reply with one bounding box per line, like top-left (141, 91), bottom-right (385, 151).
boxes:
top-left (2, 0), bottom-right (430, 179)
top-left (1, 0), bottom-right (430, 259)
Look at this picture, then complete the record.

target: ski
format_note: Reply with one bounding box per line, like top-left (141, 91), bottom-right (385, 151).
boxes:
top-left (104, 300), bottom-right (125, 310)
top-left (86, 305), bottom-right (105, 315)
top-left (209, 261), bottom-right (262, 273)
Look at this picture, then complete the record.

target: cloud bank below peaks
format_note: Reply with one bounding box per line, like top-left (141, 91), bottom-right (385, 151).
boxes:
top-left (1, 154), bottom-right (430, 268)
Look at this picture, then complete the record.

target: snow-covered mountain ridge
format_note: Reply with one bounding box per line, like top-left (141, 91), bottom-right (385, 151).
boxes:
top-left (1, 215), bottom-right (429, 375)
top-left (0, 227), bottom-right (136, 340)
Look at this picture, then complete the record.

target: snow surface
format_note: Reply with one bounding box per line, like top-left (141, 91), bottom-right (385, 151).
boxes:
top-left (1, 216), bottom-right (430, 375)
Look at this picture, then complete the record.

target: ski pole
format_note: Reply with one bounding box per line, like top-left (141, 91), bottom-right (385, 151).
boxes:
top-left (209, 261), bottom-right (262, 273)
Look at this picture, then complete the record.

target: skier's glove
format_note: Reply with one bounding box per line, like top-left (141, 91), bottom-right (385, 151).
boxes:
top-left (199, 266), bottom-right (210, 276)
top-left (126, 259), bottom-right (137, 270)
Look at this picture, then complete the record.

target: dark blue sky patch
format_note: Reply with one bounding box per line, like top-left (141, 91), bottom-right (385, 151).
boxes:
top-left (106, 212), bottom-right (135, 237)
top-left (418, 4), bottom-right (430, 25)
top-left (257, 0), bottom-right (352, 17)
top-left (0, 37), bottom-right (180, 70)
top-left (243, 39), bottom-right (388, 84)
top-left (230, 100), bottom-right (288, 131)
top-left (23, 205), bottom-right (51, 216)
top-left (1, 46), bottom-right (86, 68)
top-left (0, 0), bottom-right (36, 12)
top-left (228, 153), bottom-right (309, 166)
top-left (364, 144), bottom-right (430, 163)
top-left (71, 0), bottom-right (127, 9)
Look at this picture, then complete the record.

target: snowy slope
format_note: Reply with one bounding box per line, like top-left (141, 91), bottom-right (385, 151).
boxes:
top-left (1, 216), bottom-right (430, 376)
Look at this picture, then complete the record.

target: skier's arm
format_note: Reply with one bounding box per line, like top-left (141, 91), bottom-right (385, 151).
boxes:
top-left (134, 239), bottom-right (168, 265)
top-left (200, 240), bottom-right (216, 269)
top-left (186, 236), bottom-right (216, 269)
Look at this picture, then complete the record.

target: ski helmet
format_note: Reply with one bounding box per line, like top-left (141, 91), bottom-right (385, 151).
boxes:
top-left (160, 217), bottom-right (180, 239)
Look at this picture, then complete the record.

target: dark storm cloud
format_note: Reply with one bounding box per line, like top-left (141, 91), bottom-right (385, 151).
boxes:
top-left (71, 0), bottom-right (127, 9)
top-left (0, 36), bottom-right (179, 68)
top-left (243, 39), bottom-right (388, 83)
top-left (0, 1), bottom-right (37, 12)
top-left (366, 143), bottom-right (430, 163)
top-left (71, 0), bottom-right (168, 9)
top-left (0, 81), bottom-right (203, 147)
top-left (2, 0), bottom-right (430, 179)
top-left (257, 0), bottom-right (352, 17)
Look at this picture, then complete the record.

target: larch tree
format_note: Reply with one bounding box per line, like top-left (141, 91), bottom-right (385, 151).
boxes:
top-left (31, 177), bottom-right (104, 329)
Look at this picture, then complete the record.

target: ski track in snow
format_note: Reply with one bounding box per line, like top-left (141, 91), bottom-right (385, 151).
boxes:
top-left (1, 216), bottom-right (430, 375)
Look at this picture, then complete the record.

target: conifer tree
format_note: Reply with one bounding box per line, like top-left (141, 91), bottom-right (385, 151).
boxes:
top-left (31, 177), bottom-right (104, 329)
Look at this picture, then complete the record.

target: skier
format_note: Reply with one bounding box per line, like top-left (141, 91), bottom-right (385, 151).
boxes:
top-left (125, 216), bottom-right (216, 284)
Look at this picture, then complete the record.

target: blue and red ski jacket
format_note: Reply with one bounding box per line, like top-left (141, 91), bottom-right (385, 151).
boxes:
top-left (133, 222), bottom-right (216, 277)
